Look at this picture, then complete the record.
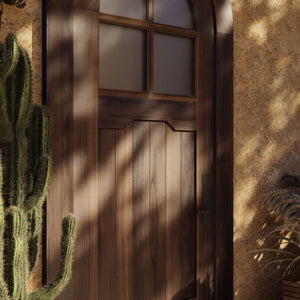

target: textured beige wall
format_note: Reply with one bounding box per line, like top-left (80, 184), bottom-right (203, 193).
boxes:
top-left (233, 0), bottom-right (300, 299)
top-left (1, 0), bottom-right (299, 298)
top-left (1, 0), bottom-right (42, 106)
top-left (0, 0), bottom-right (42, 293)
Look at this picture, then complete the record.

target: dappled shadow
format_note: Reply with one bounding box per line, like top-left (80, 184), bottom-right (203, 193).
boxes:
top-left (48, 120), bottom-right (200, 300)
top-left (233, 0), bottom-right (300, 299)
top-left (45, 4), bottom-right (207, 300)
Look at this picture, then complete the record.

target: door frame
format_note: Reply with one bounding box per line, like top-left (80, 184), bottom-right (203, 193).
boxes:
top-left (43, 0), bottom-right (233, 299)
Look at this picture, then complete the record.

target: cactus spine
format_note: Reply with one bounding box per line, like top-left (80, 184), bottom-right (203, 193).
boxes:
top-left (0, 34), bottom-right (76, 299)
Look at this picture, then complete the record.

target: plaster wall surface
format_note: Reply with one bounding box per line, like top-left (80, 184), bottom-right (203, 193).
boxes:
top-left (232, 0), bottom-right (300, 299)
top-left (1, 0), bottom-right (300, 299)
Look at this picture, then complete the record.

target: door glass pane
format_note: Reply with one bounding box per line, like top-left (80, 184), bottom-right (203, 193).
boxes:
top-left (99, 23), bottom-right (147, 92)
top-left (154, 33), bottom-right (194, 96)
top-left (100, 0), bottom-right (146, 20)
top-left (154, 0), bottom-right (194, 29)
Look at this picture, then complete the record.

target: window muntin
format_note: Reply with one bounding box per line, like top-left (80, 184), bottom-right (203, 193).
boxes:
top-left (99, 0), bottom-right (196, 98)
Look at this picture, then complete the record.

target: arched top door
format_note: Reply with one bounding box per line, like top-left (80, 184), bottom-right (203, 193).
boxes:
top-left (46, 0), bottom-right (233, 299)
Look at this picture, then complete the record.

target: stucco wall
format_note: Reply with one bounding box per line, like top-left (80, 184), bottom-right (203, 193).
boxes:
top-left (1, 0), bottom-right (42, 292)
top-left (1, 0), bottom-right (299, 299)
top-left (233, 0), bottom-right (300, 299)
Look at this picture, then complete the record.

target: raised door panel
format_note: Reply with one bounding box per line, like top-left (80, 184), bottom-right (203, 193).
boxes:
top-left (98, 121), bottom-right (196, 300)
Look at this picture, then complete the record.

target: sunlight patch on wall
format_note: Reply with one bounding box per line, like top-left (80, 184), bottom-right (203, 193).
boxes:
top-left (236, 135), bottom-right (260, 166)
top-left (267, 0), bottom-right (287, 9)
top-left (233, 0), bottom-right (300, 297)
top-left (248, 20), bottom-right (267, 45)
top-left (248, 0), bottom-right (263, 6)
top-left (269, 90), bottom-right (291, 131)
top-left (234, 178), bottom-right (258, 241)
top-left (259, 144), bottom-right (276, 169)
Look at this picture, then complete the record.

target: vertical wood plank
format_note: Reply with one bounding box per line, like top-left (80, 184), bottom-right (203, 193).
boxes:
top-left (72, 11), bottom-right (99, 300)
top-left (214, 32), bottom-right (233, 300)
top-left (46, 2), bottom-right (74, 300)
top-left (181, 131), bottom-right (196, 298)
top-left (98, 129), bottom-right (117, 300)
top-left (133, 122), bottom-right (150, 300)
top-left (116, 126), bottom-right (133, 300)
top-left (196, 31), bottom-right (215, 300)
top-left (166, 126), bottom-right (182, 300)
top-left (149, 122), bottom-right (166, 300)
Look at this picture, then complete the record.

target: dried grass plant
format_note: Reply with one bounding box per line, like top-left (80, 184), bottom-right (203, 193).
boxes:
top-left (238, 175), bottom-right (300, 280)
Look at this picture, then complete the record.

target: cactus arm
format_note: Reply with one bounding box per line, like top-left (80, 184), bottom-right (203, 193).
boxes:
top-left (0, 34), bottom-right (19, 81)
top-left (3, 138), bottom-right (26, 207)
top-left (0, 80), bottom-right (13, 143)
top-left (28, 105), bottom-right (51, 161)
top-left (25, 156), bottom-right (51, 211)
top-left (25, 105), bottom-right (51, 210)
top-left (15, 46), bottom-right (32, 135)
top-left (25, 105), bottom-right (51, 270)
top-left (27, 206), bottom-right (42, 272)
top-left (29, 215), bottom-right (77, 300)
top-left (4, 207), bottom-right (29, 299)
top-left (0, 158), bottom-right (9, 299)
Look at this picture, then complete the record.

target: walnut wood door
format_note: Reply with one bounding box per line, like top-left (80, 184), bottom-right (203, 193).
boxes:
top-left (46, 0), bottom-right (226, 298)
top-left (96, 1), bottom-right (213, 298)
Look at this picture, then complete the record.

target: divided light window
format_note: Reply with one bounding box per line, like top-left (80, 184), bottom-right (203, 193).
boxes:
top-left (99, 0), bottom-right (197, 99)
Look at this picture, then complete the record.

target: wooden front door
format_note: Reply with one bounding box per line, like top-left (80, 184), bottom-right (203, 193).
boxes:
top-left (47, 0), bottom-right (226, 299)
top-left (96, 1), bottom-right (214, 299)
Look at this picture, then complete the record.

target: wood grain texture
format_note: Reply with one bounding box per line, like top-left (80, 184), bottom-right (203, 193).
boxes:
top-left (152, 23), bottom-right (197, 38)
top-left (214, 32), bottom-right (233, 300)
top-left (97, 121), bottom-right (196, 300)
top-left (190, 0), bottom-right (214, 32)
top-left (46, 2), bottom-right (74, 300)
top-left (72, 11), bottom-right (99, 300)
top-left (99, 96), bottom-right (196, 131)
top-left (99, 89), bottom-right (197, 102)
top-left (133, 122), bottom-right (150, 300)
top-left (282, 281), bottom-right (300, 299)
top-left (116, 126), bottom-right (133, 300)
top-left (73, 0), bottom-right (99, 11)
top-left (149, 122), bottom-right (166, 300)
top-left (46, 4), bottom-right (99, 300)
top-left (181, 132), bottom-right (196, 299)
top-left (196, 31), bottom-right (215, 300)
top-left (166, 126), bottom-right (182, 300)
top-left (98, 12), bottom-right (149, 29)
top-left (99, 130), bottom-right (117, 300)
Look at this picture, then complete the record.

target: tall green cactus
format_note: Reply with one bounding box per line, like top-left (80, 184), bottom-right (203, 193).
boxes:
top-left (0, 34), bottom-right (76, 300)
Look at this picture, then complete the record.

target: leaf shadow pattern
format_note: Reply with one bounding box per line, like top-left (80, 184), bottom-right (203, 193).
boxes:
top-left (44, 4), bottom-right (210, 300)
top-left (233, 0), bottom-right (300, 299)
